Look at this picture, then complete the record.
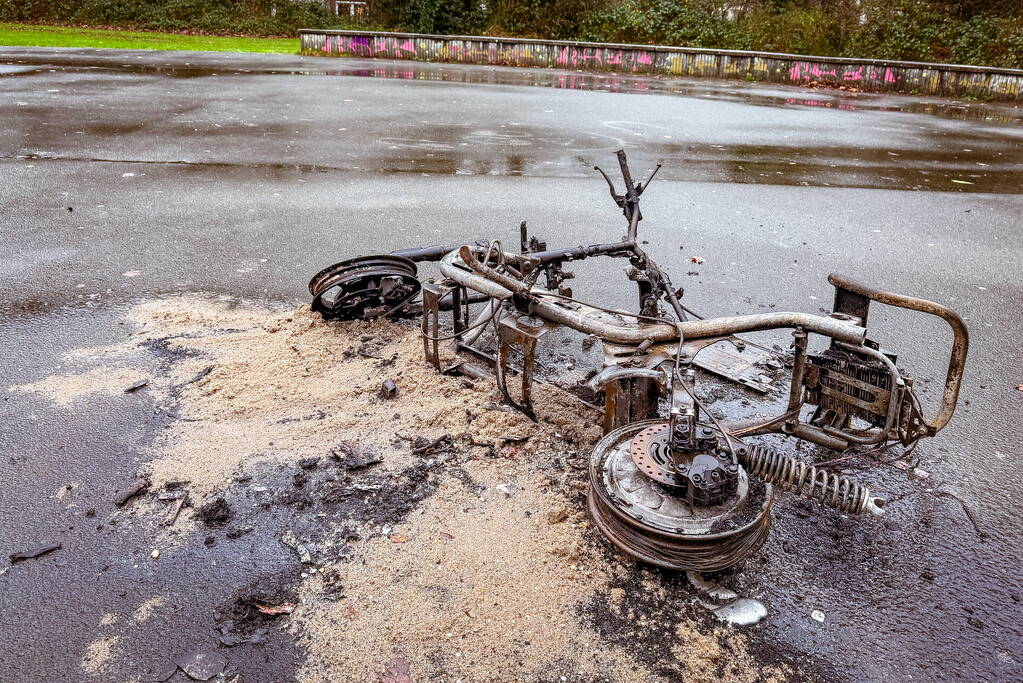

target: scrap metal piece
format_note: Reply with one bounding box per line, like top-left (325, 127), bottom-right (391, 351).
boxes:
top-left (380, 378), bottom-right (398, 400)
top-left (495, 314), bottom-right (555, 420)
top-left (309, 255), bottom-right (420, 320)
top-left (827, 273), bottom-right (968, 434)
top-left (114, 477), bottom-right (150, 507)
top-left (588, 419), bottom-right (772, 572)
top-left (690, 337), bottom-right (779, 393)
top-left (803, 347), bottom-right (894, 428)
top-left (420, 281), bottom-right (470, 371)
top-left (173, 651), bottom-right (229, 682)
top-left (738, 443), bottom-right (885, 517)
top-left (10, 542), bottom-right (61, 563)
top-left (592, 340), bottom-right (674, 433)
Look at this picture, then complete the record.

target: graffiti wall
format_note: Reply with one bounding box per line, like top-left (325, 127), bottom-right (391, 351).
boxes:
top-left (299, 30), bottom-right (1023, 101)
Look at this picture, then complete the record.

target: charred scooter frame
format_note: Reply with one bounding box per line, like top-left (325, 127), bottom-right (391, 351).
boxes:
top-left (309, 150), bottom-right (968, 571)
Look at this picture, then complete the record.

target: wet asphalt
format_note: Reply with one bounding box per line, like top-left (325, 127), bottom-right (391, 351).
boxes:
top-left (1, 47), bottom-right (1023, 682)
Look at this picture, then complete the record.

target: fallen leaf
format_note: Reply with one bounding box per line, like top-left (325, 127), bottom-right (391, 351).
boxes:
top-left (691, 256), bottom-right (705, 264)
top-left (389, 534), bottom-right (407, 544)
top-left (254, 602), bottom-right (295, 616)
top-left (439, 532), bottom-right (454, 540)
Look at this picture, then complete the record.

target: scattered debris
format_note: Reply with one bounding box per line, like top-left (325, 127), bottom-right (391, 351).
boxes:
top-left (124, 379), bottom-right (149, 393)
top-left (225, 571), bottom-right (300, 627)
top-left (218, 620), bottom-right (267, 647)
top-left (712, 598), bottom-right (769, 626)
top-left (811, 609), bottom-right (826, 622)
top-left (380, 378), bottom-right (398, 399)
top-left (9, 542), bottom-right (61, 563)
top-left (114, 477), bottom-right (150, 507)
top-left (254, 602), bottom-right (296, 616)
top-left (691, 256), bottom-right (705, 264)
top-left (330, 441), bottom-right (383, 470)
top-left (804, 80), bottom-right (862, 92)
top-left (173, 650), bottom-right (230, 681)
top-left (389, 534), bottom-right (408, 543)
top-left (281, 529), bottom-right (313, 564)
top-left (163, 495), bottom-right (188, 526)
top-left (150, 549), bottom-right (160, 559)
top-left (410, 434), bottom-right (452, 456)
top-left (936, 490), bottom-right (989, 539)
top-left (378, 656), bottom-right (413, 683)
top-left (183, 365), bottom-right (215, 386)
top-left (141, 660), bottom-right (179, 682)
top-left (196, 497), bottom-right (233, 528)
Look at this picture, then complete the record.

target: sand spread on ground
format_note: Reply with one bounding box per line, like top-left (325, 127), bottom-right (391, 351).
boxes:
top-left (132, 596), bottom-right (166, 623)
top-left (18, 295), bottom-right (787, 682)
top-left (9, 366), bottom-right (149, 406)
top-left (80, 636), bottom-right (120, 676)
top-left (130, 297), bottom-right (601, 495)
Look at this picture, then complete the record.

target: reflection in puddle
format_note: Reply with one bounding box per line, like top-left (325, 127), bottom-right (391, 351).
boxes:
top-left (3, 52), bottom-right (1022, 192)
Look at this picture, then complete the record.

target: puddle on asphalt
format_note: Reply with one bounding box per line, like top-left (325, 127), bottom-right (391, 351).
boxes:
top-left (4, 51), bottom-right (1023, 126)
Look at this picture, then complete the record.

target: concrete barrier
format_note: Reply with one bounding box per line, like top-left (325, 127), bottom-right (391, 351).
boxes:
top-left (299, 29), bottom-right (1023, 101)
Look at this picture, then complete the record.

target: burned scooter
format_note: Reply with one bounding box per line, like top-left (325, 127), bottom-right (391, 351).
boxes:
top-left (308, 150), bottom-right (968, 571)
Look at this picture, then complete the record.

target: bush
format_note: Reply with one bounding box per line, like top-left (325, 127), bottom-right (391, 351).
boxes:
top-left (0, 0), bottom-right (360, 37)
top-left (1, 0), bottom-right (1021, 68)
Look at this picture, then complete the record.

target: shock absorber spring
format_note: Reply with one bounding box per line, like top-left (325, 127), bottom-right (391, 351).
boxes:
top-left (737, 445), bottom-right (885, 517)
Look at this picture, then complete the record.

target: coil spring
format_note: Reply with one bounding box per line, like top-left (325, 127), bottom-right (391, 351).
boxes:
top-left (737, 445), bottom-right (883, 516)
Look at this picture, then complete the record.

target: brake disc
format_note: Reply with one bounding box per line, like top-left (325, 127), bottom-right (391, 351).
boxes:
top-left (588, 419), bottom-right (773, 571)
top-left (309, 255), bottom-right (421, 320)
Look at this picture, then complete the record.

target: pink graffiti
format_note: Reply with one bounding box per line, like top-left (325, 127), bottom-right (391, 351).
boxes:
top-left (324, 36), bottom-right (332, 53)
top-left (842, 66), bottom-right (863, 81)
top-left (789, 61), bottom-right (899, 85)
top-left (637, 52), bottom-right (653, 65)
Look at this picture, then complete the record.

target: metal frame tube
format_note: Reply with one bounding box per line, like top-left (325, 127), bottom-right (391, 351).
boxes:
top-left (441, 247), bottom-right (867, 346)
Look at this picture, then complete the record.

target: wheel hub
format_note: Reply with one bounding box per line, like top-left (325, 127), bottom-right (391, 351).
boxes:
top-left (308, 255), bottom-right (420, 320)
top-left (589, 419), bottom-right (773, 571)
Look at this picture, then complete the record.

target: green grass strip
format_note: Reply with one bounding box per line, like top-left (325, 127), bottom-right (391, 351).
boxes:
top-left (0, 23), bottom-right (298, 54)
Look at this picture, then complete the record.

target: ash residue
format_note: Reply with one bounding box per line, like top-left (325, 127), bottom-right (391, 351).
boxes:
top-left (580, 560), bottom-right (786, 682)
top-left (197, 497), bottom-right (233, 528)
top-left (220, 569), bottom-right (303, 629)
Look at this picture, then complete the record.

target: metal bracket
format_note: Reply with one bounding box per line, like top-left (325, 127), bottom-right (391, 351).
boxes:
top-left (421, 281), bottom-right (469, 371)
top-left (496, 314), bottom-right (555, 420)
